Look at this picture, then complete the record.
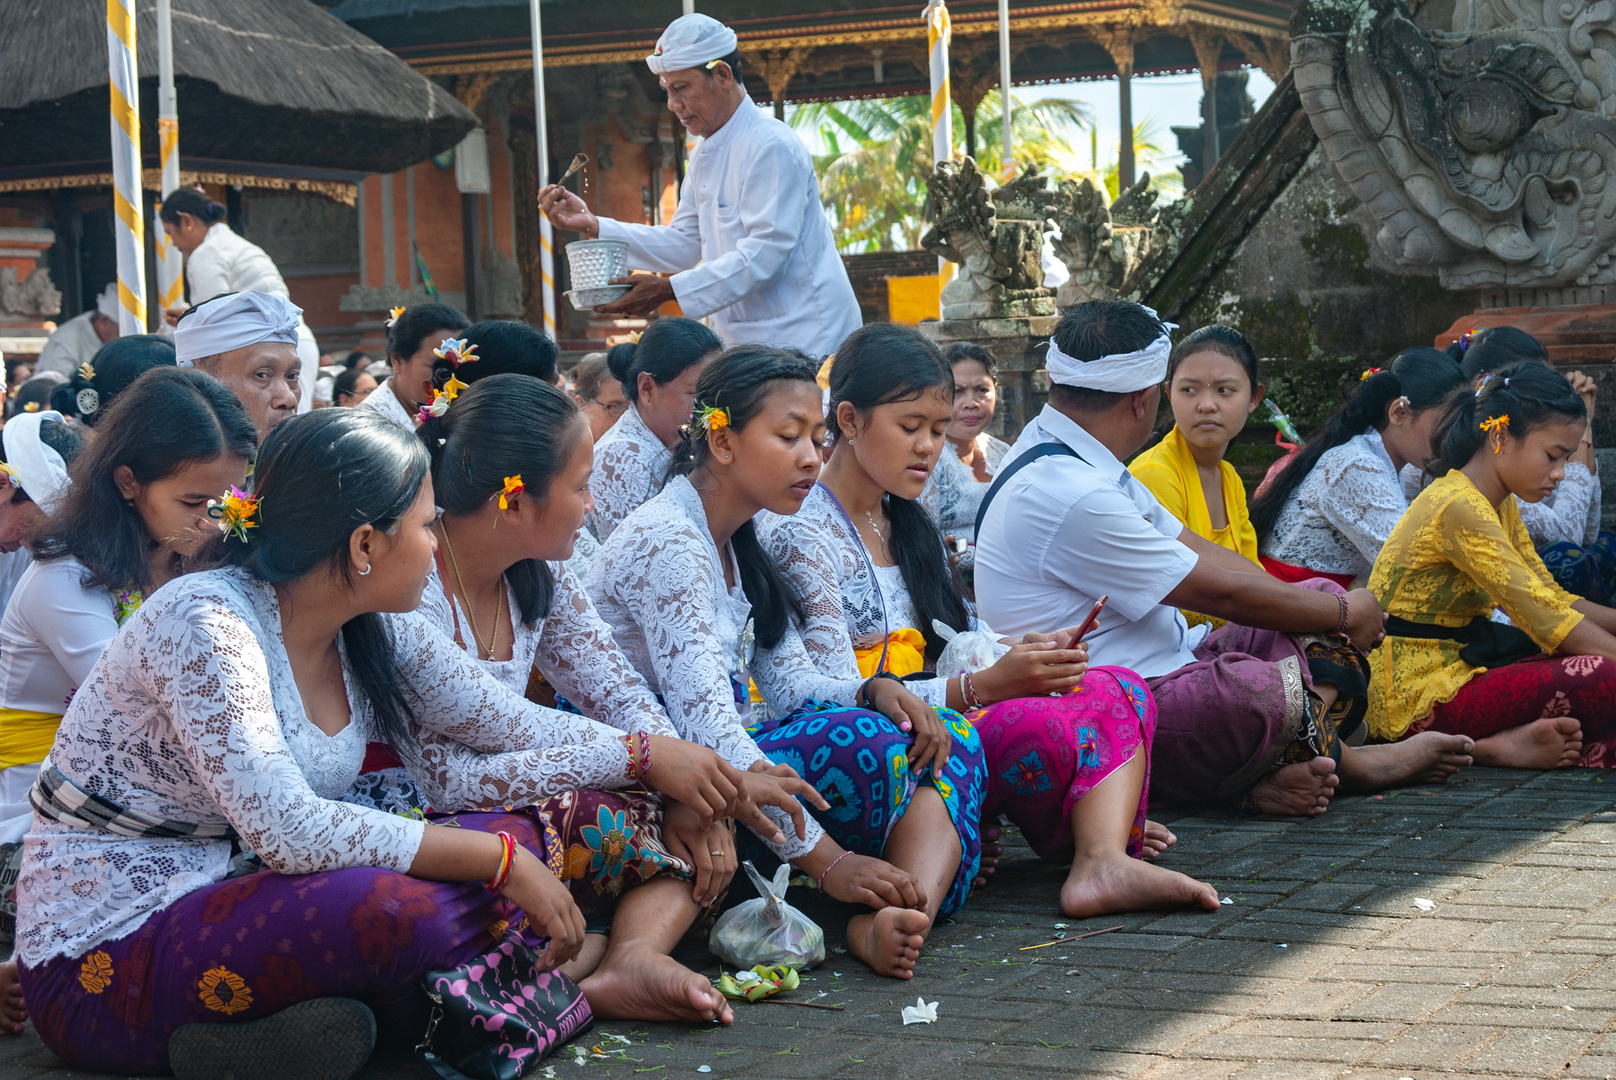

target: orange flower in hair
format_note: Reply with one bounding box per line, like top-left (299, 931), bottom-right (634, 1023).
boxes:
top-left (1360, 368), bottom-right (1383, 381)
top-left (1480, 414), bottom-right (1510, 451)
top-left (498, 475), bottom-right (525, 510)
top-left (694, 404), bottom-right (730, 432)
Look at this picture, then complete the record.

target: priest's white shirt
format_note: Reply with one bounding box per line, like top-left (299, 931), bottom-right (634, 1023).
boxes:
top-left (596, 99), bottom-right (860, 356)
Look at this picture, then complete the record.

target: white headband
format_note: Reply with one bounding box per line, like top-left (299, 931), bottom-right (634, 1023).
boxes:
top-left (3, 410), bottom-right (71, 516)
top-left (173, 290), bottom-right (301, 367)
top-left (95, 282), bottom-right (119, 322)
top-left (646, 13), bottom-right (738, 74)
top-left (1044, 306), bottom-right (1178, 393)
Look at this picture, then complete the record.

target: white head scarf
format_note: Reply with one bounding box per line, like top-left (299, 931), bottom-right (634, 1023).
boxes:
top-left (1044, 305), bottom-right (1178, 393)
top-left (173, 290), bottom-right (301, 367)
top-left (3, 410), bottom-right (71, 515)
top-left (95, 282), bottom-right (119, 322)
top-left (645, 13), bottom-right (738, 74)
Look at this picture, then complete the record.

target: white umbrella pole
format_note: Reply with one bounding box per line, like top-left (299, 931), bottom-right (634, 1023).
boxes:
top-left (106, 0), bottom-right (146, 335)
top-left (156, 0), bottom-right (183, 318)
top-left (925, 0), bottom-right (953, 307)
top-left (999, 0), bottom-right (1012, 174)
top-left (529, 0), bottom-right (556, 341)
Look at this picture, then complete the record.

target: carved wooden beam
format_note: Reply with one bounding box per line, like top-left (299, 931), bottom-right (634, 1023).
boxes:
top-left (454, 72), bottom-right (498, 112)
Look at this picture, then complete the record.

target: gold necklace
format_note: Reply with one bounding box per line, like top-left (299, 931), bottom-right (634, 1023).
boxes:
top-left (438, 523), bottom-right (504, 660)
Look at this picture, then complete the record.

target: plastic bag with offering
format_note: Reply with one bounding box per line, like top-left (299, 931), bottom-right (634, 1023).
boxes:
top-left (709, 861), bottom-right (825, 969)
top-left (932, 618), bottom-right (1010, 681)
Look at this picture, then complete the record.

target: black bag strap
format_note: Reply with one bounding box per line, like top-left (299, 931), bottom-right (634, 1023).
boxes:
top-left (975, 441), bottom-right (1085, 538)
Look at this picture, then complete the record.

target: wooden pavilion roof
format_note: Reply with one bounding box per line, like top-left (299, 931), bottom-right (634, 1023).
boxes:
top-left (331, 0), bottom-right (1293, 110)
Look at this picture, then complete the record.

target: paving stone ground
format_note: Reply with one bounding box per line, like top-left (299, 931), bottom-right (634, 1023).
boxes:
top-left (7, 766), bottom-right (1616, 1079)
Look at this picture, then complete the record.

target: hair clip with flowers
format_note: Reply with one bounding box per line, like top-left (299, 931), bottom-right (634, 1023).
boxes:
top-left (77, 362), bottom-right (95, 382)
top-left (1480, 414), bottom-right (1510, 451)
top-left (627, 330), bottom-right (642, 345)
top-left (498, 475), bottom-right (524, 510)
top-left (386, 306), bottom-right (406, 329)
top-left (208, 486), bottom-right (260, 543)
top-left (433, 338), bottom-right (479, 369)
top-left (693, 403), bottom-right (730, 433)
top-left (22, 402), bottom-right (39, 414)
top-left (1458, 326), bottom-right (1484, 353)
top-left (1360, 368), bottom-right (1383, 381)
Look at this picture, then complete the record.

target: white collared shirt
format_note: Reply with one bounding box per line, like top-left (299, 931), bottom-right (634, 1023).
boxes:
top-left (596, 100), bottom-right (861, 356)
top-left (974, 404), bottom-right (1205, 679)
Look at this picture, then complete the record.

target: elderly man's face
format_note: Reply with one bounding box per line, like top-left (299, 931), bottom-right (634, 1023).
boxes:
top-left (198, 341), bottom-right (300, 439)
top-left (91, 312), bottom-right (119, 344)
top-left (659, 63), bottom-right (742, 139)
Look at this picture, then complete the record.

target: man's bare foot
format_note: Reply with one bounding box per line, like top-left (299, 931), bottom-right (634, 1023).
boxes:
top-left (558, 933), bottom-right (608, 983)
top-left (1060, 849), bottom-right (1221, 919)
top-left (1141, 820), bottom-right (1175, 860)
top-left (974, 824), bottom-right (1003, 886)
top-left (847, 907), bottom-right (930, 979)
top-left (0, 961), bottom-right (23, 1035)
top-left (1472, 716), bottom-right (1584, 770)
top-left (1249, 757), bottom-right (1338, 816)
top-left (1337, 732), bottom-right (1474, 792)
top-left (579, 945), bottom-right (733, 1024)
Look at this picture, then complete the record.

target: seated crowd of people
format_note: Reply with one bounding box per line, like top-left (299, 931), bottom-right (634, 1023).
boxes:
top-left (0, 289), bottom-right (1609, 1080)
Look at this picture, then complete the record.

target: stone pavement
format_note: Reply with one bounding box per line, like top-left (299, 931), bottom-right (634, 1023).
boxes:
top-left (7, 766), bottom-right (1616, 1080)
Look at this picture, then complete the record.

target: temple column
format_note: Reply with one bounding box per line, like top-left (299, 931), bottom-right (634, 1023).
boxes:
top-left (1096, 28), bottom-right (1138, 189)
top-left (1189, 28), bottom-right (1224, 183)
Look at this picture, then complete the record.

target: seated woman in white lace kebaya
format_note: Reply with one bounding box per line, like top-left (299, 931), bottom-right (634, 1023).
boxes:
top-left (1251, 348), bottom-right (1466, 588)
top-left (587, 318), bottom-right (721, 542)
top-left (357, 372), bottom-right (819, 1026)
top-left (14, 409), bottom-right (782, 1079)
top-left (586, 345), bottom-right (989, 981)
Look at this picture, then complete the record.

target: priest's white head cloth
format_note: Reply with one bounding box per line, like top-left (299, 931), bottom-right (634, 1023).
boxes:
top-left (94, 282), bottom-right (118, 322)
top-left (645, 13), bottom-right (737, 74)
top-left (1045, 304), bottom-right (1178, 393)
top-left (173, 290), bottom-right (302, 368)
top-left (2, 410), bottom-right (71, 515)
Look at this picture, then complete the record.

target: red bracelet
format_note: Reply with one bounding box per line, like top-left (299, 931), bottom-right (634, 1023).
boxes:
top-left (623, 730), bottom-right (653, 782)
top-left (817, 849), bottom-right (852, 892)
top-left (485, 831), bottom-right (516, 893)
top-left (960, 671), bottom-right (985, 712)
top-left (636, 729), bottom-right (652, 779)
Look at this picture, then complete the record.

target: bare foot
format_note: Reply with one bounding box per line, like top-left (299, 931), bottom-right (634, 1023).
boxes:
top-left (1249, 757), bottom-right (1338, 816)
top-left (558, 933), bottom-right (608, 983)
top-left (579, 945), bottom-right (733, 1025)
top-left (1338, 732), bottom-right (1474, 793)
top-left (1472, 716), bottom-right (1584, 770)
top-left (847, 906), bottom-right (930, 979)
top-left (974, 823), bottom-right (1003, 886)
top-left (1060, 849), bottom-right (1221, 919)
top-left (0, 961), bottom-right (22, 1035)
top-left (1141, 820), bottom-right (1176, 860)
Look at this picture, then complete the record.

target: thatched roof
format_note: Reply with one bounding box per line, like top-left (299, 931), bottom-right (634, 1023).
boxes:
top-left (0, 0), bottom-right (478, 174)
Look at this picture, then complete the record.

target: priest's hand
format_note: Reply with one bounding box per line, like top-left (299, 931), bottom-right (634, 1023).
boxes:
top-left (537, 184), bottom-right (599, 238)
top-left (597, 274), bottom-right (676, 317)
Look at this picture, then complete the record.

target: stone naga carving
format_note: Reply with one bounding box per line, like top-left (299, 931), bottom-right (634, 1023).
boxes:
top-left (1291, 0), bottom-right (1616, 289)
top-left (922, 157), bottom-right (1057, 321)
top-left (1049, 174), bottom-right (1161, 306)
top-left (0, 267), bottom-right (61, 319)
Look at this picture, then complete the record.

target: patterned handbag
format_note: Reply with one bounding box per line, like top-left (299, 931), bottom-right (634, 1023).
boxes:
top-left (416, 928), bottom-right (594, 1080)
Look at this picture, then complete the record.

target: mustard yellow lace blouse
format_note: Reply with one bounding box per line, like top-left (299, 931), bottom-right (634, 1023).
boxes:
top-left (1367, 469), bottom-right (1583, 739)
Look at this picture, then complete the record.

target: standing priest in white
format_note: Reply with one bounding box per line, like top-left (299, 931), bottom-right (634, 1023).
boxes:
top-left (538, 13), bottom-right (860, 356)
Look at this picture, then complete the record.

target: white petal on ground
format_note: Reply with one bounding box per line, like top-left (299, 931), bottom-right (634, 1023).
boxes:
top-left (901, 997), bottom-right (940, 1025)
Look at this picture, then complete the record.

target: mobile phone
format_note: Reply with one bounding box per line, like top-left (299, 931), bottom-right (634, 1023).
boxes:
top-left (1072, 594), bottom-right (1109, 645)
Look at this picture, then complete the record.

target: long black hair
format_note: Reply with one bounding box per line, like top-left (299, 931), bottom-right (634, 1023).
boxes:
top-left (830, 323), bottom-right (971, 656)
top-left (618, 318), bottom-right (721, 403)
top-left (31, 368), bottom-right (256, 593)
top-left (213, 409), bottom-right (430, 746)
top-left (1250, 346), bottom-right (1465, 542)
top-left (421, 373), bottom-right (587, 627)
top-left (52, 334), bottom-right (176, 426)
top-left (386, 303), bottom-right (469, 366)
top-left (1455, 326), bottom-right (1548, 381)
top-left (670, 344), bottom-right (813, 650)
top-left (1428, 360), bottom-right (1587, 477)
top-left (158, 187), bottom-right (225, 227)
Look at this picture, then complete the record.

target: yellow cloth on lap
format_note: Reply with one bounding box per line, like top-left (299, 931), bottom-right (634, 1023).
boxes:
top-left (0, 709), bottom-right (62, 770)
top-left (1130, 426), bottom-right (1260, 563)
top-left (854, 629), bottom-right (928, 678)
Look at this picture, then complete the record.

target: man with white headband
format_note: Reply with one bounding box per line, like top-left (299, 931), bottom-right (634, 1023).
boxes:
top-left (537, 12), bottom-right (859, 356)
top-left (33, 284), bottom-right (119, 379)
top-left (974, 300), bottom-right (1475, 824)
top-left (173, 290), bottom-right (301, 439)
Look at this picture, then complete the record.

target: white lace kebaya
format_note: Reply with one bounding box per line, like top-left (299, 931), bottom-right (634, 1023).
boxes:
top-left (587, 403), bottom-right (673, 542)
top-left (1516, 462), bottom-right (1601, 548)
top-left (1260, 429), bottom-right (1408, 582)
top-left (586, 475), bottom-right (876, 860)
top-left (920, 434), bottom-right (1012, 542)
top-left (17, 567), bottom-right (637, 967)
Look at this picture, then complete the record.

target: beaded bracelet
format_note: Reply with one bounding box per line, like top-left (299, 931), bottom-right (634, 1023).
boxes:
top-left (486, 830), bottom-right (516, 893)
top-left (960, 671), bottom-right (985, 712)
top-left (1335, 593), bottom-right (1350, 637)
top-left (817, 849), bottom-right (853, 892)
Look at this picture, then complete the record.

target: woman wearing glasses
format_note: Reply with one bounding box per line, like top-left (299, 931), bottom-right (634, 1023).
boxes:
top-left (574, 350), bottom-right (629, 443)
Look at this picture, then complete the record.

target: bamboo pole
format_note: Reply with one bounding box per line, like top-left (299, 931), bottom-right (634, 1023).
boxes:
top-left (155, 0), bottom-right (183, 318)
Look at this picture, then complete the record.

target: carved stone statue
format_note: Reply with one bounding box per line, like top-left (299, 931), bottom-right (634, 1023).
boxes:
top-left (1292, 0), bottom-right (1616, 289)
top-left (921, 157), bottom-right (1057, 321)
top-left (1049, 175), bottom-right (1160, 306)
top-left (0, 267), bottom-right (61, 320)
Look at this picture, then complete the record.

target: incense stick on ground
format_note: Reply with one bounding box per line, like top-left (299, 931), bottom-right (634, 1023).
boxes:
top-left (1018, 924), bottom-right (1126, 951)
top-left (759, 998), bottom-right (846, 1011)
